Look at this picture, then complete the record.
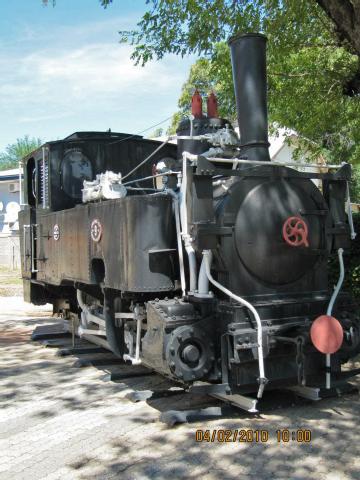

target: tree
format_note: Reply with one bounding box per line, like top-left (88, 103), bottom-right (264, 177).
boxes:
top-left (350, 164), bottom-right (360, 202)
top-left (166, 39), bottom-right (360, 164)
top-left (98, 0), bottom-right (360, 163)
top-left (42, 1), bottom-right (360, 162)
top-left (148, 127), bottom-right (164, 138)
top-left (316, 1), bottom-right (360, 56)
top-left (0, 136), bottom-right (42, 171)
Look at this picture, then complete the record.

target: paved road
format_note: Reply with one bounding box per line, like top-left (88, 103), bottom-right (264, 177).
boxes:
top-left (1, 297), bottom-right (360, 480)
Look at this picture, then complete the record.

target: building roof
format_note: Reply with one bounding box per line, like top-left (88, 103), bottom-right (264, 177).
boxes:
top-left (268, 128), bottom-right (297, 159)
top-left (0, 168), bottom-right (23, 181)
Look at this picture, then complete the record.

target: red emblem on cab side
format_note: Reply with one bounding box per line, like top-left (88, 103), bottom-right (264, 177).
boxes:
top-left (90, 219), bottom-right (102, 242)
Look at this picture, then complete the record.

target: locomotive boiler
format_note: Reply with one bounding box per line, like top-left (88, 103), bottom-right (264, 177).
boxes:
top-left (19, 33), bottom-right (360, 411)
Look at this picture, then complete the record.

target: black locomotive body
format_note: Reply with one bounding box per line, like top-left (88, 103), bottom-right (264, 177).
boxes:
top-left (19, 33), bottom-right (360, 406)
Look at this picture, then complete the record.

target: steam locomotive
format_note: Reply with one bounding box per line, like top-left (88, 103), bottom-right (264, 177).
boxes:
top-left (19, 33), bottom-right (360, 410)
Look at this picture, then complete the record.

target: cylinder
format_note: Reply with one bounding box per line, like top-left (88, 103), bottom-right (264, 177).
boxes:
top-left (207, 92), bottom-right (218, 118)
top-left (228, 33), bottom-right (270, 161)
top-left (191, 89), bottom-right (203, 119)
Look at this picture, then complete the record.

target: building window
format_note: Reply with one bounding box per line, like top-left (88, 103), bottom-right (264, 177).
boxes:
top-left (9, 182), bottom-right (20, 193)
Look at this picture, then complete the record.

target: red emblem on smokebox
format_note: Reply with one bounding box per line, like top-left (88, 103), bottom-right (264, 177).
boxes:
top-left (282, 216), bottom-right (309, 247)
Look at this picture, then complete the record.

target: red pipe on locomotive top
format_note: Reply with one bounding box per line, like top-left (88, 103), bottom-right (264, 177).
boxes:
top-left (207, 92), bottom-right (219, 118)
top-left (191, 89), bottom-right (203, 118)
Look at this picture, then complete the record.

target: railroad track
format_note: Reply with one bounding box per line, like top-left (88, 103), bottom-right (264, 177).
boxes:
top-left (30, 322), bottom-right (359, 426)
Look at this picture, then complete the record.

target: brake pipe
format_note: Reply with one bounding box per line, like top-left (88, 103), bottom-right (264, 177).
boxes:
top-left (180, 152), bottom-right (197, 293)
top-left (166, 189), bottom-right (186, 297)
top-left (183, 151), bottom-right (344, 170)
top-left (325, 248), bottom-right (345, 389)
top-left (346, 182), bottom-right (357, 240)
top-left (202, 250), bottom-right (267, 398)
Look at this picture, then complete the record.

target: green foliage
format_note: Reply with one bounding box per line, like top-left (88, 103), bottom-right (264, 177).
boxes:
top-left (268, 44), bottom-right (360, 164)
top-left (170, 40), bottom-right (360, 164)
top-left (328, 214), bottom-right (360, 299)
top-left (98, 0), bottom-right (360, 163)
top-left (42, 1), bottom-right (360, 161)
top-left (350, 164), bottom-right (360, 203)
top-left (174, 45), bottom-right (235, 120)
top-left (115, 1), bottom-right (333, 64)
top-left (0, 136), bottom-right (42, 171)
top-left (148, 127), bottom-right (164, 138)
top-left (41, 0), bottom-right (360, 163)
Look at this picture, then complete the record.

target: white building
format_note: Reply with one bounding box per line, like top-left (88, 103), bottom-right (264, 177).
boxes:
top-left (0, 168), bottom-right (22, 269)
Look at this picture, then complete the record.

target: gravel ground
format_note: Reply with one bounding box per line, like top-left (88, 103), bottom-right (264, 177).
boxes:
top-left (1, 296), bottom-right (360, 480)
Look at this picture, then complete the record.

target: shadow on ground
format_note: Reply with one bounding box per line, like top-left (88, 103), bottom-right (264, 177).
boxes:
top-left (1, 298), bottom-right (360, 479)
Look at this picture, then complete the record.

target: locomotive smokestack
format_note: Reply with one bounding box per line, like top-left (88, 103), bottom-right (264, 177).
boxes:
top-left (228, 33), bottom-right (270, 161)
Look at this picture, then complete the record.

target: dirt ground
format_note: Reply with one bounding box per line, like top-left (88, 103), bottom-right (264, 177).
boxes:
top-left (1, 294), bottom-right (360, 480)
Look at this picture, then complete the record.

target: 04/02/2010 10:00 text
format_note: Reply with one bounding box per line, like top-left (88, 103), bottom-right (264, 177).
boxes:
top-left (195, 429), bottom-right (312, 443)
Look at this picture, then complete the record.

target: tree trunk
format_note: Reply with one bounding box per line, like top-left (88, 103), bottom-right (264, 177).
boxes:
top-left (316, 0), bottom-right (360, 56)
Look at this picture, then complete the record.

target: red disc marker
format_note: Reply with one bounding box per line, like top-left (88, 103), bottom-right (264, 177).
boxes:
top-left (310, 315), bottom-right (344, 354)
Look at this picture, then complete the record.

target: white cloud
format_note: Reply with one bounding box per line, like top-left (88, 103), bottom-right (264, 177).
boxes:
top-left (0, 16), bottom-right (195, 149)
top-left (0, 43), bottom-right (186, 108)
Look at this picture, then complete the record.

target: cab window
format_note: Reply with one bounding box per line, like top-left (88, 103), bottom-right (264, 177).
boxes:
top-left (61, 150), bottom-right (93, 199)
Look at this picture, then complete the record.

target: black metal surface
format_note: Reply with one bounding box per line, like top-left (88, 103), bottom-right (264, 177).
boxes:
top-left (36, 194), bottom-right (176, 292)
top-left (18, 32), bottom-right (360, 404)
top-left (176, 117), bottom-right (232, 160)
top-left (72, 357), bottom-right (124, 368)
top-left (215, 171), bottom-right (331, 297)
top-left (24, 134), bottom-right (177, 212)
top-left (228, 33), bottom-right (270, 161)
top-left (108, 370), bottom-right (155, 381)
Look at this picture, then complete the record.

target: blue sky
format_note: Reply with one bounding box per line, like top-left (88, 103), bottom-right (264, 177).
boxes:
top-left (0, 0), bottom-right (195, 152)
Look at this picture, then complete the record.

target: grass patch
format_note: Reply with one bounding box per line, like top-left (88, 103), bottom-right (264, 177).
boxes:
top-left (0, 276), bottom-right (23, 285)
top-left (0, 266), bottom-right (23, 295)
